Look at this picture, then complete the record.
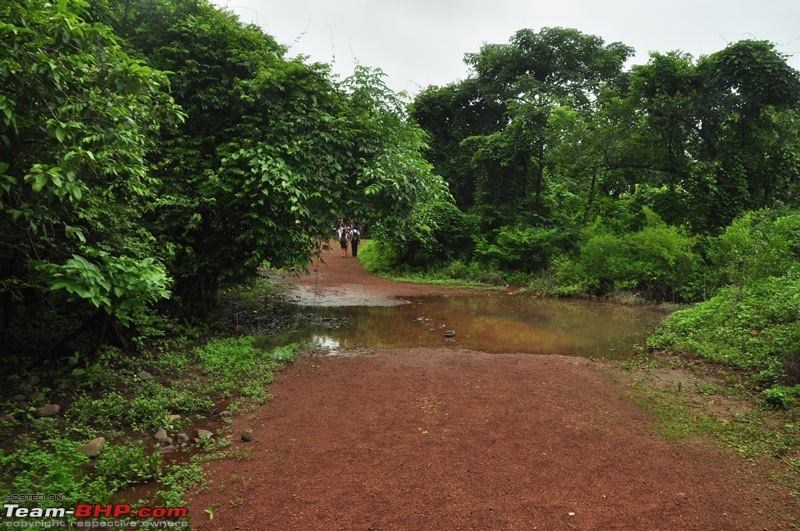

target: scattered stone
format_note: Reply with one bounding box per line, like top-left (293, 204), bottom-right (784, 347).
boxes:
top-left (76, 437), bottom-right (105, 458)
top-left (219, 411), bottom-right (233, 419)
top-left (1, 414), bottom-right (15, 423)
top-left (159, 445), bottom-right (178, 454)
top-left (176, 432), bottom-right (190, 445)
top-left (35, 404), bottom-right (60, 417)
top-left (13, 394), bottom-right (26, 402)
top-left (16, 401), bottom-right (29, 411)
top-left (27, 375), bottom-right (41, 387)
top-left (136, 370), bottom-right (155, 381)
top-left (241, 429), bottom-right (254, 442)
top-left (154, 428), bottom-right (170, 443)
top-left (197, 429), bottom-right (213, 439)
top-left (168, 414), bottom-right (181, 422)
top-left (444, 330), bottom-right (456, 337)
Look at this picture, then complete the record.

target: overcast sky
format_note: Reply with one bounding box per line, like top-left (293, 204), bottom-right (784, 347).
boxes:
top-left (212, 0), bottom-right (800, 96)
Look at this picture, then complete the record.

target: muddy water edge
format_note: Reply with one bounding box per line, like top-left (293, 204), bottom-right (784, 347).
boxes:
top-left (255, 292), bottom-right (670, 360)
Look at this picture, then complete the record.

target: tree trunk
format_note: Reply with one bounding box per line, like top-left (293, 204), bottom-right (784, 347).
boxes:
top-left (87, 310), bottom-right (110, 363)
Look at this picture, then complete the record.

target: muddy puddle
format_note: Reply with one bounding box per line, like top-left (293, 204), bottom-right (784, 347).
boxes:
top-left (255, 293), bottom-right (667, 360)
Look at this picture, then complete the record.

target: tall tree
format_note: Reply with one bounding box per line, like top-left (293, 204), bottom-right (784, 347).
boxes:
top-left (416, 27), bottom-right (632, 226)
top-left (626, 41), bottom-right (800, 231)
top-left (0, 0), bottom-right (180, 358)
top-left (411, 79), bottom-right (505, 210)
top-left (99, 0), bottom-right (448, 312)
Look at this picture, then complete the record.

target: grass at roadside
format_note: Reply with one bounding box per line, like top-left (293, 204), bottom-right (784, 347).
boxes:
top-left (357, 240), bottom-right (503, 288)
top-left (0, 278), bottom-right (298, 521)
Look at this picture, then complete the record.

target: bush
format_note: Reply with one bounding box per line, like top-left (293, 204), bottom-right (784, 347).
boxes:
top-left (556, 208), bottom-right (701, 301)
top-left (422, 201), bottom-right (478, 261)
top-left (67, 392), bottom-right (130, 433)
top-left (625, 213), bottom-right (701, 300)
top-left (474, 225), bottom-right (572, 274)
top-left (193, 336), bottom-right (285, 398)
top-left (358, 239), bottom-right (399, 276)
top-left (0, 438), bottom-right (109, 506)
top-left (708, 208), bottom-right (800, 290)
top-left (648, 275), bottom-right (800, 384)
top-left (762, 385), bottom-right (800, 409)
top-left (95, 443), bottom-right (162, 491)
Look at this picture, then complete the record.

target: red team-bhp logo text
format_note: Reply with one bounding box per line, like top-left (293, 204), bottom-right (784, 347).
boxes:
top-left (73, 505), bottom-right (187, 520)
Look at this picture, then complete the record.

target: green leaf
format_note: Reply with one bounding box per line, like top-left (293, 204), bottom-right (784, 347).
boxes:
top-left (32, 173), bottom-right (48, 193)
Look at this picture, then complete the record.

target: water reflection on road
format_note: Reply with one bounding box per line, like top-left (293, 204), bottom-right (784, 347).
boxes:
top-left (255, 293), bottom-right (668, 360)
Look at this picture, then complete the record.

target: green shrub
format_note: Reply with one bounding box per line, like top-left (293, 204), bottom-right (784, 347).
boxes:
top-left (0, 438), bottom-right (109, 506)
top-left (95, 443), bottom-right (162, 491)
top-left (474, 225), bottom-right (569, 273)
top-left (708, 209), bottom-right (800, 290)
top-left (418, 201), bottom-right (477, 262)
top-left (762, 385), bottom-right (800, 409)
top-left (649, 275), bottom-right (800, 383)
top-left (126, 392), bottom-right (174, 433)
top-left (625, 214), bottom-right (701, 300)
top-left (67, 392), bottom-right (130, 433)
top-left (358, 240), bottom-right (399, 275)
top-left (557, 208), bottom-right (701, 301)
top-left (193, 337), bottom-right (286, 398)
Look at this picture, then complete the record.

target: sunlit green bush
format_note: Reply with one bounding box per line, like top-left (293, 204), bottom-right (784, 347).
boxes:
top-left (555, 208), bottom-right (701, 301)
top-left (649, 275), bottom-right (800, 390)
top-left (708, 208), bottom-right (800, 289)
top-left (474, 225), bottom-right (572, 274)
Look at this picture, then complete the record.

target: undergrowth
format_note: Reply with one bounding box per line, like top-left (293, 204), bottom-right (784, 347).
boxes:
top-left (0, 307), bottom-right (297, 521)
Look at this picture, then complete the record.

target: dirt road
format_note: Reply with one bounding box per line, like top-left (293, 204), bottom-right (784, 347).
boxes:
top-left (187, 246), bottom-right (795, 530)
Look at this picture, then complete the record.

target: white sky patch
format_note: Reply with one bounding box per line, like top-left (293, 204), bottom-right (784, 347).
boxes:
top-left (213, 0), bottom-right (800, 95)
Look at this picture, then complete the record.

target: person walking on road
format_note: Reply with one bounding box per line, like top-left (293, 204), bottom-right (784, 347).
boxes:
top-left (338, 221), bottom-right (349, 257)
top-left (350, 226), bottom-right (360, 257)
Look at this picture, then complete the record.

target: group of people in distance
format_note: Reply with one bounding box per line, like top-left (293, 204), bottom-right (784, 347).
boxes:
top-left (336, 219), bottom-right (361, 258)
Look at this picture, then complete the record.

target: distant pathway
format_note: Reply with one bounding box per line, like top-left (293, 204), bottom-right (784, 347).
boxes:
top-left (187, 245), bottom-right (794, 530)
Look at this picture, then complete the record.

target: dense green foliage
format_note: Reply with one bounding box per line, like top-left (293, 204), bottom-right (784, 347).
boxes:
top-left (93, 0), bottom-right (448, 314)
top-left (393, 27), bottom-right (800, 400)
top-left (552, 208), bottom-right (701, 300)
top-left (1, 334), bottom-right (296, 511)
top-left (648, 210), bottom-right (800, 398)
top-left (405, 29), bottom-right (800, 290)
top-left (1, 0), bottom-right (448, 361)
top-left (1, 0), bottom-right (181, 359)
